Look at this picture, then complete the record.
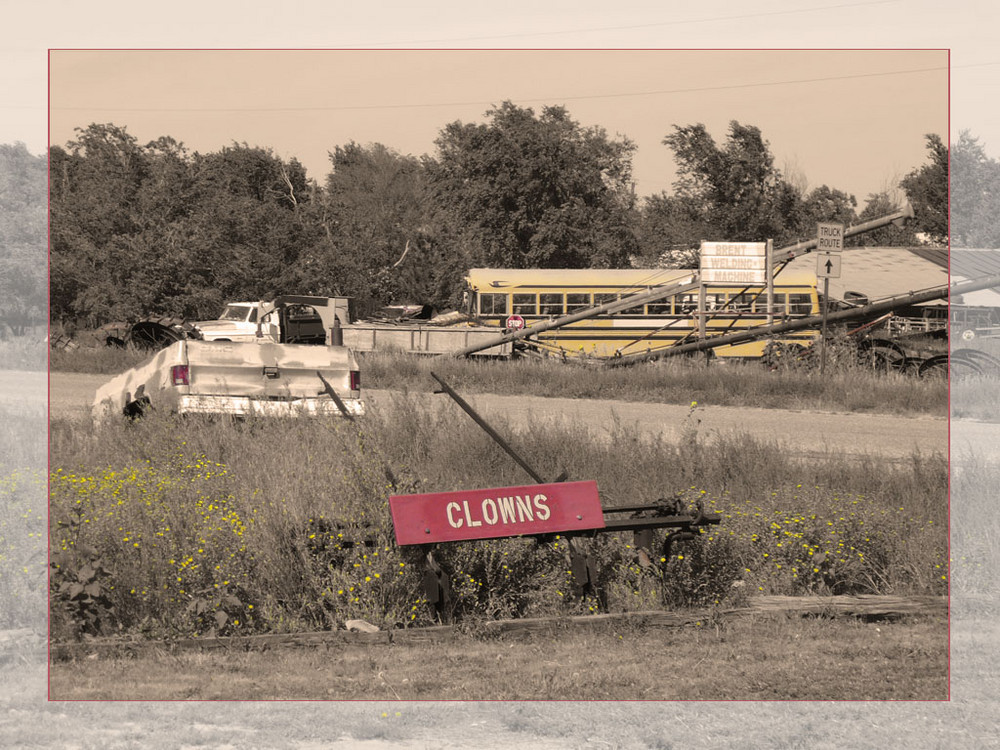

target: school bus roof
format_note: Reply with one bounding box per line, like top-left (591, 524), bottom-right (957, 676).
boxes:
top-left (465, 267), bottom-right (817, 291)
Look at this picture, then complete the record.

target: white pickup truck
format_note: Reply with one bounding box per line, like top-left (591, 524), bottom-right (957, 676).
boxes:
top-left (92, 339), bottom-right (365, 419)
top-left (191, 295), bottom-right (352, 344)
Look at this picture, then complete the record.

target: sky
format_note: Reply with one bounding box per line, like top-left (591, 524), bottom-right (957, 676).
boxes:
top-left (46, 48), bottom-right (946, 203)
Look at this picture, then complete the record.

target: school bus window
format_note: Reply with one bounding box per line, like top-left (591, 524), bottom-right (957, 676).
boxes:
top-left (676, 294), bottom-right (698, 314)
top-left (594, 293), bottom-right (620, 313)
top-left (789, 293), bottom-right (812, 315)
top-left (621, 297), bottom-right (646, 315)
top-left (539, 293), bottom-right (563, 316)
top-left (706, 293), bottom-right (726, 311)
top-left (748, 294), bottom-right (770, 313)
top-left (565, 293), bottom-right (591, 313)
top-left (731, 293), bottom-right (754, 312)
top-left (755, 293), bottom-right (787, 314)
top-left (479, 293), bottom-right (507, 316)
top-left (647, 300), bottom-right (672, 315)
top-left (512, 294), bottom-right (537, 316)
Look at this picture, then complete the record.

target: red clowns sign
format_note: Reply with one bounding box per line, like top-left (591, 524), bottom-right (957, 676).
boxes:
top-left (389, 480), bottom-right (604, 545)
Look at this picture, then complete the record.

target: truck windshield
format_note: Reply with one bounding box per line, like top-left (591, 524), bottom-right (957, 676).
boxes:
top-left (220, 305), bottom-right (254, 322)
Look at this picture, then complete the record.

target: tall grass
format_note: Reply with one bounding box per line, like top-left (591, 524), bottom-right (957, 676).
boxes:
top-left (49, 343), bottom-right (947, 416)
top-left (48, 394), bottom-right (946, 640)
top-left (361, 350), bottom-right (946, 416)
top-left (951, 456), bottom-right (1000, 608)
top-left (952, 374), bottom-right (1000, 421)
top-left (49, 344), bottom-right (150, 375)
top-left (0, 403), bottom-right (47, 632)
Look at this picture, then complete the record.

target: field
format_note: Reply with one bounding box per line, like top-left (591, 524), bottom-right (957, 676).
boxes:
top-left (42, 348), bottom-right (954, 701)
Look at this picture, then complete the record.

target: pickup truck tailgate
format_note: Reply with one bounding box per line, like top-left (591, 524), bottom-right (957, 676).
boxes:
top-left (186, 341), bottom-right (356, 397)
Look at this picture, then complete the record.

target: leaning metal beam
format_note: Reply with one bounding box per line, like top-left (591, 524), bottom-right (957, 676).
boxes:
top-left (770, 204), bottom-right (915, 264)
top-left (449, 207), bottom-right (917, 359)
top-left (606, 273), bottom-right (1000, 366)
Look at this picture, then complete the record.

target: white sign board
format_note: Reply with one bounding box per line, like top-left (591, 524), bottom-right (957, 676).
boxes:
top-left (817, 222), bottom-right (844, 253)
top-left (816, 251), bottom-right (842, 278)
top-left (699, 242), bottom-right (767, 284)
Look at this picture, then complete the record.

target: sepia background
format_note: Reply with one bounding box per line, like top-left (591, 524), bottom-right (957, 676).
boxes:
top-left (3, 0), bottom-right (999, 746)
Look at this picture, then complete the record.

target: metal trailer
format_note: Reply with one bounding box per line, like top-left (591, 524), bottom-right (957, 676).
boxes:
top-left (342, 321), bottom-right (513, 357)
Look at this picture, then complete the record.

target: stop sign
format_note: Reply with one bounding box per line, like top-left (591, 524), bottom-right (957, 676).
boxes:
top-left (505, 315), bottom-right (525, 330)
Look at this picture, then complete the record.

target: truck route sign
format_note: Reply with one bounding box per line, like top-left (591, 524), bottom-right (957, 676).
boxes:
top-left (390, 480), bottom-right (605, 545)
top-left (817, 222), bottom-right (844, 252)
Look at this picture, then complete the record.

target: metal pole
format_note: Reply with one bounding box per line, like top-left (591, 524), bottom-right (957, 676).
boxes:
top-left (772, 203), bottom-right (914, 263)
top-left (820, 277), bottom-right (830, 374)
top-left (430, 371), bottom-right (548, 484)
top-left (766, 239), bottom-right (774, 326)
top-left (698, 283), bottom-right (707, 340)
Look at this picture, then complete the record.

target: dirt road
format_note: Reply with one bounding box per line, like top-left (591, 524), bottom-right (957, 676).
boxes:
top-left (50, 371), bottom-right (949, 460)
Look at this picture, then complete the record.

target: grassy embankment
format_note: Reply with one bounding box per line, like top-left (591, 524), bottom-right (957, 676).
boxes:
top-left (49, 385), bottom-right (947, 642)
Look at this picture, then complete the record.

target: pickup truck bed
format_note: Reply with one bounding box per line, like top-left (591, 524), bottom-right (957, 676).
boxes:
top-left (92, 340), bottom-right (364, 419)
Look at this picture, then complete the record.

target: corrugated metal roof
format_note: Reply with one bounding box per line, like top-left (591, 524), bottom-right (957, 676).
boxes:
top-left (785, 246), bottom-right (947, 302)
top-left (950, 249), bottom-right (1000, 307)
top-left (952, 249), bottom-right (1000, 279)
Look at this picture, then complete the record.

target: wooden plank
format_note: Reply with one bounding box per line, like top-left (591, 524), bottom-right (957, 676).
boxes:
top-left (50, 595), bottom-right (947, 660)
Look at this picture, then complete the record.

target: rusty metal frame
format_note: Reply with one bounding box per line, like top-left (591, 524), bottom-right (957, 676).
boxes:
top-left (421, 372), bottom-right (721, 620)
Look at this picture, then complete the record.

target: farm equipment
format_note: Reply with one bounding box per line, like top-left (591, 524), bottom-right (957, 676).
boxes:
top-left (387, 373), bottom-right (721, 620)
top-left (91, 317), bottom-right (201, 350)
top-left (608, 273), bottom-right (1000, 374)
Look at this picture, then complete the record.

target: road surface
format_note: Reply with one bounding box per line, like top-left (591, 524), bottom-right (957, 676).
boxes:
top-left (47, 371), bottom-right (952, 461)
top-left (0, 370), bottom-right (46, 412)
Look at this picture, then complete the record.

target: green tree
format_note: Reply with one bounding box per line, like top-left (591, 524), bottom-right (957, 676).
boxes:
top-left (850, 192), bottom-right (918, 247)
top-left (0, 142), bottom-right (47, 334)
top-left (900, 134), bottom-right (948, 245)
top-left (184, 143), bottom-right (318, 309)
top-left (663, 121), bottom-right (803, 245)
top-left (634, 193), bottom-right (709, 268)
top-left (429, 102), bottom-right (638, 269)
top-left (49, 125), bottom-right (323, 324)
top-left (797, 185), bottom-right (858, 234)
top-left (950, 131), bottom-right (1000, 248)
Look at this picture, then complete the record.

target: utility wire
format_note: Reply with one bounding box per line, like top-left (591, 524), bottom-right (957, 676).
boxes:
top-left (50, 63), bottom-right (948, 114)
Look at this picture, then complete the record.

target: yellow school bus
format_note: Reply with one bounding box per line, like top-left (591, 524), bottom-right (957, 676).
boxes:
top-left (463, 267), bottom-right (821, 359)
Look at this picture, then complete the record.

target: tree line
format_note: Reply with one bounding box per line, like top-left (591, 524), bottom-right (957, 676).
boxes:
top-left (0, 143), bottom-right (47, 335)
top-left (35, 102), bottom-right (960, 326)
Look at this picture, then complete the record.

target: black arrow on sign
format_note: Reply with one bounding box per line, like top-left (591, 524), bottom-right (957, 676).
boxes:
top-left (825, 259), bottom-right (834, 273)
